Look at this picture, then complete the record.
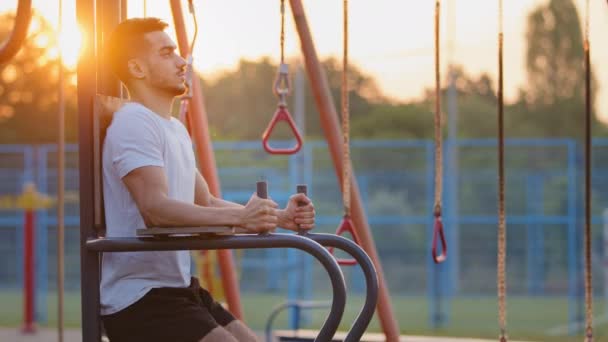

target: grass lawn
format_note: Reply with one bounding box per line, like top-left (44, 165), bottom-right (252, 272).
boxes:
top-left (1, 291), bottom-right (606, 341)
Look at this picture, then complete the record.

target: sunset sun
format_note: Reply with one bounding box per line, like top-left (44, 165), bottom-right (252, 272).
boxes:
top-left (57, 24), bottom-right (82, 69)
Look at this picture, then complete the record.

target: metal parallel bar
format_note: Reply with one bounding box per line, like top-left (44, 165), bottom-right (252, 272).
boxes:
top-left (304, 233), bottom-right (379, 342)
top-left (76, 0), bottom-right (100, 339)
top-left (265, 301), bottom-right (331, 342)
top-left (87, 233), bottom-right (346, 342)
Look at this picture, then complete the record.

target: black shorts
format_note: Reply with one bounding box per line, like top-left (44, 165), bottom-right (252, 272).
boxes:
top-left (102, 277), bottom-right (236, 342)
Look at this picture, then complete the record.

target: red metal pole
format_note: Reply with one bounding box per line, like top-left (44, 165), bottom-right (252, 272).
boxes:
top-left (289, 1), bottom-right (401, 340)
top-left (169, 0), bottom-right (243, 320)
top-left (22, 209), bottom-right (35, 334)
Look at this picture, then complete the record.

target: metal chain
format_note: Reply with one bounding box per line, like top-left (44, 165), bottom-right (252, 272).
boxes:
top-left (342, 0), bottom-right (351, 215)
top-left (433, 0), bottom-right (442, 218)
top-left (280, 0), bottom-right (285, 64)
top-left (497, 0), bottom-right (507, 341)
top-left (584, 0), bottom-right (593, 340)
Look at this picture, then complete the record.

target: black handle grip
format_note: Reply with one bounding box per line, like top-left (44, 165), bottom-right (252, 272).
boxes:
top-left (296, 184), bottom-right (308, 235)
top-left (296, 184), bottom-right (307, 199)
top-left (257, 181), bottom-right (268, 199)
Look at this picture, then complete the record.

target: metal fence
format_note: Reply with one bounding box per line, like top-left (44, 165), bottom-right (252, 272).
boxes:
top-left (0, 139), bottom-right (606, 331)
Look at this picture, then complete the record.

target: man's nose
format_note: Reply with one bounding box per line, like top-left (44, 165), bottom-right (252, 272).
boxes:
top-left (177, 56), bottom-right (187, 69)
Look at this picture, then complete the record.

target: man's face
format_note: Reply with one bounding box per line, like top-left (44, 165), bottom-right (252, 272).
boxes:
top-left (138, 31), bottom-right (187, 96)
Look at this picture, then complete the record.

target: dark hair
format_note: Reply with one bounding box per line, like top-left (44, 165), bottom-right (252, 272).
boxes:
top-left (105, 17), bottom-right (169, 83)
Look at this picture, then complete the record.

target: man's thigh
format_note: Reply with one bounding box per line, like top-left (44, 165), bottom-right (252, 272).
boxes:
top-left (225, 320), bottom-right (260, 342)
top-left (192, 279), bottom-right (258, 341)
top-left (193, 279), bottom-right (237, 327)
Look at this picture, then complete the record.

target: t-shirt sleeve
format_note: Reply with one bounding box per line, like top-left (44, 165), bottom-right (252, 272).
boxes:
top-left (108, 111), bottom-right (164, 179)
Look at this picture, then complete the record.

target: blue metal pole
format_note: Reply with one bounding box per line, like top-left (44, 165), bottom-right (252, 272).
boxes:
top-left (425, 141), bottom-right (441, 328)
top-left (567, 140), bottom-right (578, 334)
top-left (287, 64), bottom-right (308, 329)
top-left (35, 146), bottom-right (49, 324)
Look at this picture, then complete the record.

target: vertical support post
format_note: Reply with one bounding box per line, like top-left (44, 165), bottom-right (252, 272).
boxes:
top-left (604, 208), bottom-right (608, 317)
top-left (169, 0), bottom-right (243, 319)
top-left (288, 63), bottom-right (308, 329)
top-left (526, 174), bottom-right (545, 295)
top-left (96, 0), bottom-right (121, 97)
top-left (289, 1), bottom-right (400, 339)
top-left (77, 0), bottom-right (100, 339)
top-left (22, 208), bottom-right (36, 333)
top-left (567, 141), bottom-right (578, 334)
top-left (447, 66), bottom-right (459, 297)
top-left (426, 142), bottom-right (441, 329)
top-left (36, 147), bottom-right (48, 324)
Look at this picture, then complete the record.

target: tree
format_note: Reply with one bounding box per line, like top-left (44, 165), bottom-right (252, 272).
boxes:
top-left (516, 0), bottom-right (605, 138)
top-left (0, 10), bottom-right (78, 144)
top-left (200, 57), bottom-right (384, 141)
top-left (525, 0), bottom-right (585, 107)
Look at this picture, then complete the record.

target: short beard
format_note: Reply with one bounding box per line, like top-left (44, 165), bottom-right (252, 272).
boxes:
top-left (158, 83), bottom-right (187, 97)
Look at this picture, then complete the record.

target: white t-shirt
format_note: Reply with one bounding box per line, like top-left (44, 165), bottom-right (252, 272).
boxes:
top-left (100, 102), bottom-right (196, 315)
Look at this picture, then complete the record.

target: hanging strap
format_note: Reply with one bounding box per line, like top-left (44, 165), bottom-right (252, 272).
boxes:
top-left (432, 0), bottom-right (447, 264)
top-left (329, 216), bottom-right (362, 266)
top-left (328, 0), bottom-right (362, 266)
top-left (583, 0), bottom-right (593, 340)
top-left (263, 0), bottom-right (302, 155)
top-left (497, 0), bottom-right (507, 341)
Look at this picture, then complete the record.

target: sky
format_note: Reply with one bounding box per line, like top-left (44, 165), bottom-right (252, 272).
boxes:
top-left (2, 0), bottom-right (608, 121)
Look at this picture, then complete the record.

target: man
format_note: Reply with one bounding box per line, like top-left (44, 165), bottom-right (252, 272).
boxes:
top-left (100, 18), bottom-right (315, 342)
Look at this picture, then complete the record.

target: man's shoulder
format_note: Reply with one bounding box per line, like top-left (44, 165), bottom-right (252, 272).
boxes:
top-left (108, 103), bottom-right (160, 134)
top-left (113, 102), bottom-right (153, 122)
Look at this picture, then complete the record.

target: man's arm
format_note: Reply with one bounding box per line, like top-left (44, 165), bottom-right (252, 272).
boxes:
top-left (194, 170), bottom-right (243, 209)
top-left (123, 166), bottom-right (278, 232)
top-left (194, 170), bottom-right (315, 231)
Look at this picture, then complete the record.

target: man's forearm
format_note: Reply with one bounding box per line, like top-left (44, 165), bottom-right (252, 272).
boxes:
top-left (209, 196), bottom-right (244, 209)
top-left (209, 196), bottom-right (290, 228)
top-left (144, 197), bottom-right (242, 228)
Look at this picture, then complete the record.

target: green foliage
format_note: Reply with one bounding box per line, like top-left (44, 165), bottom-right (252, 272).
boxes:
top-left (0, 11), bottom-right (78, 144)
top-left (0, 0), bottom-right (604, 143)
top-left (352, 103), bottom-right (432, 139)
top-left (515, 0), bottom-right (606, 138)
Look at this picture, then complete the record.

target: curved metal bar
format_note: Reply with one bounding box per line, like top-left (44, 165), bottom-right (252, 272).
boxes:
top-left (265, 301), bottom-right (330, 342)
top-left (86, 233), bottom-right (346, 342)
top-left (0, 0), bottom-right (32, 65)
top-left (305, 233), bottom-right (379, 342)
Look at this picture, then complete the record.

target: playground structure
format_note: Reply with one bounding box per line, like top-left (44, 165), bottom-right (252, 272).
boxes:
top-left (0, 0), bottom-right (605, 341)
top-left (75, 0), bottom-right (388, 341)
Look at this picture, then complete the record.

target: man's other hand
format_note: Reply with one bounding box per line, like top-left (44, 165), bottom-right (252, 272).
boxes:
top-left (279, 193), bottom-right (316, 232)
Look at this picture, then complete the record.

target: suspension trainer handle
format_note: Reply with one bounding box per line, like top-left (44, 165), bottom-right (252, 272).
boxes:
top-left (328, 215), bottom-right (361, 266)
top-left (262, 105), bottom-right (303, 155)
top-left (432, 208), bottom-right (447, 264)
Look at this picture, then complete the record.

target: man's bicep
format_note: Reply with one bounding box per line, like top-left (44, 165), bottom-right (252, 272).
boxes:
top-left (108, 112), bottom-right (164, 179)
top-left (122, 166), bottom-right (169, 214)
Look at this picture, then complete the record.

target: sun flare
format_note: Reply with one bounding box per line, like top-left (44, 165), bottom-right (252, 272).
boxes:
top-left (57, 25), bottom-right (82, 69)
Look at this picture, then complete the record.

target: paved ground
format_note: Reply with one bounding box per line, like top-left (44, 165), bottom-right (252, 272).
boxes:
top-left (0, 328), bottom-right (535, 342)
top-left (0, 328), bottom-right (83, 342)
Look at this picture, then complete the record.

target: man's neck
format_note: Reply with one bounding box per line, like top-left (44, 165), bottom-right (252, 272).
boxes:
top-left (129, 88), bottom-right (174, 120)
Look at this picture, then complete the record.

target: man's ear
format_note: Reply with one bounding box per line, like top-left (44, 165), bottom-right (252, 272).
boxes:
top-left (127, 58), bottom-right (146, 80)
